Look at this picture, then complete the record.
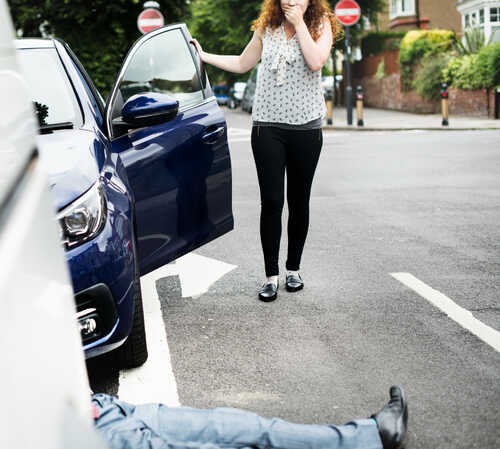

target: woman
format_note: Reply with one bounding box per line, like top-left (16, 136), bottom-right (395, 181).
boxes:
top-left (192, 0), bottom-right (341, 302)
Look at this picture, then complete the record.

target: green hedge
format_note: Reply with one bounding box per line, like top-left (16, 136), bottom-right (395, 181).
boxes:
top-left (413, 54), bottom-right (450, 100)
top-left (361, 31), bottom-right (406, 57)
top-left (443, 43), bottom-right (500, 89)
top-left (399, 29), bottom-right (456, 91)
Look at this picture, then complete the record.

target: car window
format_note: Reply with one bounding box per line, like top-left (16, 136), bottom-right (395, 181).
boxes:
top-left (17, 48), bottom-right (82, 127)
top-left (118, 29), bottom-right (203, 110)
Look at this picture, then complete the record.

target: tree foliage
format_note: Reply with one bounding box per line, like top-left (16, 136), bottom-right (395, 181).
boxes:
top-left (7, 0), bottom-right (188, 96)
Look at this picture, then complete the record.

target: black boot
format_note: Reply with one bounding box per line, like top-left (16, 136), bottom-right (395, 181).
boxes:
top-left (371, 386), bottom-right (408, 449)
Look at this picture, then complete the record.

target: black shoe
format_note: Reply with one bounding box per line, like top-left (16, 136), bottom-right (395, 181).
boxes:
top-left (258, 282), bottom-right (278, 302)
top-left (371, 386), bottom-right (408, 449)
top-left (285, 273), bottom-right (303, 292)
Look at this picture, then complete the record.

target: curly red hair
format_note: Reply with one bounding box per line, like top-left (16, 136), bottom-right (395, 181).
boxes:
top-left (251, 0), bottom-right (343, 43)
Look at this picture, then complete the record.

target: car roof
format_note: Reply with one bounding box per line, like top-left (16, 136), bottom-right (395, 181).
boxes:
top-left (14, 38), bottom-right (56, 49)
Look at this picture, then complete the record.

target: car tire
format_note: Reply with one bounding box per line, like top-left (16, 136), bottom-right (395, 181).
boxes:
top-left (115, 257), bottom-right (148, 369)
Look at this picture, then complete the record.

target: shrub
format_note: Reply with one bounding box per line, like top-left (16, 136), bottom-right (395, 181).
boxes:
top-left (455, 27), bottom-right (494, 55)
top-left (375, 59), bottom-right (386, 80)
top-left (361, 31), bottom-right (406, 57)
top-left (476, 42), bottom-right (500, 86)
top-left (442, 55), bottom-right (480, 90)
top-left (399, 29), bottom-right (456, 90)
top-left (413, 54), bottom-right (450, 100)
top-left (443, 43), bottom-right (500, 90)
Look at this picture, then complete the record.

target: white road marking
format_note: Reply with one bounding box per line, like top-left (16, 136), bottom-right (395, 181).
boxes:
top-left (229, 137), bottom-right (251, 144)
top-left (118, 268), bottom-right (180, 406)
top-left (391, 272), bottom-right (500, 353)
top-left (118, 253), bottom-right (237, 404)
top-left (171, 253), bottom-right (237, 298)
top-left (228, 127), bottom-right (251, 137)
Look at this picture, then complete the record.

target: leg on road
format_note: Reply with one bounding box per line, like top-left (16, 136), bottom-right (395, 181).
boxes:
top-left (286, 128), bottom-right (323, 272)
top-left (93, 393), bottom-right (383, 449)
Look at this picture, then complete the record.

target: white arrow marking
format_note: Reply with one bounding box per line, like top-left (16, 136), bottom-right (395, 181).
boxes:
top-left (391, 273), bottom-right (500, 353)
top-left (172, 253), bottom-right (237, 298)
top-left (118, 253), bottom-right (237, 404)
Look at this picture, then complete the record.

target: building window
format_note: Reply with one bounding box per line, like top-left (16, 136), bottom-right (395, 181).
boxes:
top-left (491, 7), bottom-right (500, 23)
top-left (465, 14), bottom-right (470, 27)
top-left (389, 0), bottom-right (415, 19)
top-left (492, 27), bottom-right (500, 42)
top-left (479, 8), bottom-right (485, 25)
top-left (471, 11), bottom-right (478, 26)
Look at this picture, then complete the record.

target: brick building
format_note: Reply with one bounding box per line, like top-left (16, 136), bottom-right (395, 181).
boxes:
top-left (375, 0), bottom-right (462, 32)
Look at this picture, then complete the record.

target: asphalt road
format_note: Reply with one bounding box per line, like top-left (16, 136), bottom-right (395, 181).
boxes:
top-left (88, 108), bottom-right (500, 449)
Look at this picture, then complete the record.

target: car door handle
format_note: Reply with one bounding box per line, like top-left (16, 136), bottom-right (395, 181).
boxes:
top-left (201, 126), bottom-right (225, 143)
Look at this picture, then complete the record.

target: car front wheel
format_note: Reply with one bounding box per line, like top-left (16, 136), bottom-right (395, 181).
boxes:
top-left (115, 258), bottom-right (148, 368)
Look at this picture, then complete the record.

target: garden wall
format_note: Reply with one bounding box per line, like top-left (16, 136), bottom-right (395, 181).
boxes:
top-left (449, 87), bottom-right (497, 118)
top-left (352, 51), bottom-right (497, 117)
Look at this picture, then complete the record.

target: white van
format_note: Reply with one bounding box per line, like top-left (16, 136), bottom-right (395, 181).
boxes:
top-left (0, 0), bottom-right (107, 447)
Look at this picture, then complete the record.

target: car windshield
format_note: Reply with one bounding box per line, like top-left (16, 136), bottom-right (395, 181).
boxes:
top-left (17, 48), bottom-right (81, 128)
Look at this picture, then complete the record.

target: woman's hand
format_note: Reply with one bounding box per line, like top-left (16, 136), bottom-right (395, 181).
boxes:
top-left (283, 5), bottom-right (305, 28)
top-left (190, 39), bottom-right (205, 61)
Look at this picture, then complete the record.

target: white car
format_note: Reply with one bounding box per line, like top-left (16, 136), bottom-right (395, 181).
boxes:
top-left (0, 1), bottom-right (107, 447)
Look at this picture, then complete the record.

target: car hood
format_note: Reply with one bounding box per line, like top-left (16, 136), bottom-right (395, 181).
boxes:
top-left (36, 129), bottom-right (100, 211)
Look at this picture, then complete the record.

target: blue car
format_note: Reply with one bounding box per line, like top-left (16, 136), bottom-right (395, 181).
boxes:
top-left (15, 23), bottom-right (233, 368)
top-left (213, 85), bottom-right (229, 106)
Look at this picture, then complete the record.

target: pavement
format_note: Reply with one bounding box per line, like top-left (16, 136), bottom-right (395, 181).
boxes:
top-left (324, 106), bottom-right (500, 130)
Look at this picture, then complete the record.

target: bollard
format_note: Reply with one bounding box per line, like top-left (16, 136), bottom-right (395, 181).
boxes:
top-left (325, 88), bottom-right (334, 125)
top-left (441, 83), bottom-right (449, 126)
top-left (356, 85), bottom-right (364, 127)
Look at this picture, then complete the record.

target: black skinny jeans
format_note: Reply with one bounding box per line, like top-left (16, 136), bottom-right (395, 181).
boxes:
top-left (251, 125), bottom-right (322, 277)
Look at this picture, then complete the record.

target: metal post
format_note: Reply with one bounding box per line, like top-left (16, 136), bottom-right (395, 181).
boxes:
top-left (345, 26), bottom-right (353, 126)
top-left (441, 83), bottom-right (449, 126)
top-left (333, 45), bottom-right (337, 106)
top-left (356, 85), bottom-right (364, 127)
top-left (326, 88), bottom-right (334, 125)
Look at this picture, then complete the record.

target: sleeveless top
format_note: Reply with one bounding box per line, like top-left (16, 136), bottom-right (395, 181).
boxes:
top-left (252, 24), bottom-right (327, 126)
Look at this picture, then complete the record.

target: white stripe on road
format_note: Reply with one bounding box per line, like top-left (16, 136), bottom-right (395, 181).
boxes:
top-left (228, 128), bottom-right (251, 136)
top-left (229, 137), bottom-right (251, 143)
top-left (118, 266), bottom-right (181, 406)
top-left (391, 273), bottom-right (500, 353)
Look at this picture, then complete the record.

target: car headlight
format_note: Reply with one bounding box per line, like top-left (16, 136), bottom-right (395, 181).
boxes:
top-left (57, 182), bottom-right (107, 249)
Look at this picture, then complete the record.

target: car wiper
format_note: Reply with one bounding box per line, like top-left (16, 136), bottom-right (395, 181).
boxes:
top-left (39, 122), bottom-right (74, 134)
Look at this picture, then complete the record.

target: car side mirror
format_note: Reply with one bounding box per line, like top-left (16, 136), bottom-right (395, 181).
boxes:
top-left (114, 92), bottom-right (179, 129)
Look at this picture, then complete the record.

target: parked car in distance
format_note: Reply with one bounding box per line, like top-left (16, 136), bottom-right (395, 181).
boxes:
top-left (15, 24), bottom-right (234, 369)
top-left (241, 65), bottom-right (259, 113)
top-left (321, 75), bottom-right (343, 96)
top-left (213, 84), bottom-right (229, 105)
top-left (228, 81), bottom-right (247, 109)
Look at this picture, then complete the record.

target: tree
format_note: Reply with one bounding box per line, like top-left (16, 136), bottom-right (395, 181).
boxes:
top-left (8, 0), bottom-right (189, 96)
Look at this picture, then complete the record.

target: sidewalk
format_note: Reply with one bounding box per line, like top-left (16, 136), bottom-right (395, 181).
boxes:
top-left (323, 107), bottom-right (500, 130)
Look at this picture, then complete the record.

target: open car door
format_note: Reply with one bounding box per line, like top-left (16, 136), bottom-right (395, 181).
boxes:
top-left (106, 23), bottom-right (233, 276)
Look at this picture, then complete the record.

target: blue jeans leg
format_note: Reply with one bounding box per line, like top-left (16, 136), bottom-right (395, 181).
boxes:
top-left (131, 403), bottom-right (383, 449)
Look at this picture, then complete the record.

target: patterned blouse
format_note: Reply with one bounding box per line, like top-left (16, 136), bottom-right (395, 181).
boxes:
top-left (252, 24), bottom-right (327, 126)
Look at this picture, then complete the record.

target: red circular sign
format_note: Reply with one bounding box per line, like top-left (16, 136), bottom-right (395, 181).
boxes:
top-left (335, 0), bottom-right (361, 26)
top-left (137, 8), bottom-right (165, 34)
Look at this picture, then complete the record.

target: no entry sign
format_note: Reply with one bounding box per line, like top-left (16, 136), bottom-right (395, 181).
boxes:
top-left (335, 0), bottom-right (361, 26)
top-left (137, 8), bottom-right (165, 34)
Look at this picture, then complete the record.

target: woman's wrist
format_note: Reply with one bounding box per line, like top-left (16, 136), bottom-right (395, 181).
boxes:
top-left (295, 20), bottom-right (307, 33)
